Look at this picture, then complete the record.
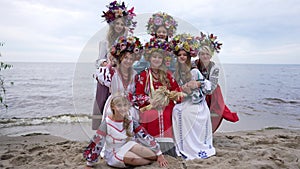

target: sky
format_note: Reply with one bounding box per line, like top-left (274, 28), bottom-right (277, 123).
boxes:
top-left (0, 0), bottom-right (300, 64)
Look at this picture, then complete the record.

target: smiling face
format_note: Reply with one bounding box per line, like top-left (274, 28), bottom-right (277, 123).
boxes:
top-left (199, 46), bottom-right (212, 65)
top-left (177, 50), bottom-right (188, 64)
top-left (149, 51), bottom-right (164, 69)
top-left (120, 52), bottom-right (135, 69)
top-left (113, 18), bottom-right (125, 34)
top-left (156, 26), bottom-right (168, 40)
top-left (111, 96), bottom-right (130, 120)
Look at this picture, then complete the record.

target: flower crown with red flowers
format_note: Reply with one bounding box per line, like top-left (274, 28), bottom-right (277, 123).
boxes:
top-left (199, 32), bottom-right (223, 55)
top-left (146, 12), bottom-right (178, 38)
top-left (110, 36), bottom-right (143, 61)
top-left (144, 38), bottom-right (172, 60)
top-left (101, 1), bottom-right (137, 33)
top-left (171, 33), bottom-right (201, 57)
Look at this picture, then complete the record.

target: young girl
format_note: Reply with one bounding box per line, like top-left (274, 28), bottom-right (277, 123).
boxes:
top-left (171, 33), bottom-right (216, 160)
top-left (83, 94), bottom-right (168, 168)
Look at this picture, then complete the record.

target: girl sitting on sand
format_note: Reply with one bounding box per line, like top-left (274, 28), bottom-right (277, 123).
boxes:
top-left (83, 94), bottom-right (168, 168)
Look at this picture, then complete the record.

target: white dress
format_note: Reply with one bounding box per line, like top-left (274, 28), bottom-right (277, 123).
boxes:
top-left (172, 68), bottom-right (216, 160)
top-left (103, 116), bottom-right (137, 168)
top-left (84, 116), bottom-right (162, 168)
top-left (95, 68), bottom-right (139, 120)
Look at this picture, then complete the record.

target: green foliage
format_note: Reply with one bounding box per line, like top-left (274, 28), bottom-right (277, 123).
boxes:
top-left (0, 61), bottom-right (13, 109)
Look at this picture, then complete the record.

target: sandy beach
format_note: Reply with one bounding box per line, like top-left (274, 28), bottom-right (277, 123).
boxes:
top-left (0, 127), bottom-right (299, 169)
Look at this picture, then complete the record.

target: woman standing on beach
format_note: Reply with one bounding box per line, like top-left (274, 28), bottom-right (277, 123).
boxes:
top-left (171, 33), bottom-right (216, 160)
top-left (194, 32), bottom-right (239, 132)
top-left (92, 1), bottom-right (137, 129)
top-left (134, 38), bottom-right (181, 156)
top-left (84, 94), bottom-right (168, 168)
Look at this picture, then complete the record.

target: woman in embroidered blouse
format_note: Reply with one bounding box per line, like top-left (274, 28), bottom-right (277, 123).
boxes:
top-left (84, 94), bottom-right (168, 168)
top-left (93, 36), bottom-right (143, 159)
top-left (134, 38), bottom-right (181, 156)
top-left (194, 33), bottom-right (239, 132)
top-left (95, 36), bottom-right (143, 122)
top-left (92, 1), bottom-right (137, 129)
top-left (171, 34), bottom-right (216, 160)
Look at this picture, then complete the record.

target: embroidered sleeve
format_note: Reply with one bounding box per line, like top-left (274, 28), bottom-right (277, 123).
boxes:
top-left (133, 119), bottom-right (162, 156)
top-left (208, 65), bottom-right (220, 94)
top-left (94, 66), bottom-right (112, 87)
top-left (83, 120), bottom-right (107, 162)
top-left (191, 68), bottom-right (212, 94)
top-left (134, 71), bottom-right (150, 108)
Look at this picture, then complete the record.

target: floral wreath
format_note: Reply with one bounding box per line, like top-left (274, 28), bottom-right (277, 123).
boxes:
top-left (101, 1), bottom-right (137, 33)
top-left (144, 38), bottom-right (172, 60)
top-left (146, 12), bottom-right (178, 38)
top-left (171, 33), bottom-right (201, 57)
top-left (110, 36), bottom-right (143, 61)
top-left (199, 32), bottom-right (222, 54)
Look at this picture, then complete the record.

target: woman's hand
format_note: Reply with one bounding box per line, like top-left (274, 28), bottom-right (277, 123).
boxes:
top-left (187, 80), bottom-right (200, 90)
top-left (157, 154), bottom-right (168, 167)
top-left (181, 84), bottom-right (192, 94)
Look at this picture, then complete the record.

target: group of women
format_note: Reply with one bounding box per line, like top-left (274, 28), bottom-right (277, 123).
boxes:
top-left (84, 1), bottom-right (239, 168)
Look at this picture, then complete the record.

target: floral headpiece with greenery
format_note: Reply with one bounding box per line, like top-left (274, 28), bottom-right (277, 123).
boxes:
top-left (110, 36), bottom-right (143, 61)
top-left (199, 32), bottom-right (222, 54)
top-left (144, 38), bottom-right (172, 60)
top-left (146, 12), bottom-right (178, 38)
top-left (171, 33), bottom-right (201, 57)
top-left (101, 1), bottom-right (137, 33)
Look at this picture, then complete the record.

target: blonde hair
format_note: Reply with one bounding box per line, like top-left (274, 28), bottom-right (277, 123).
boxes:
top-left (106, 18), bottom-right (126, 48)
top-left (200, 45), bottom-right (213, 57)
top-left (110, 94), bottom-right (133, 139)
top-left (149, 51), bottom-right (170, 88)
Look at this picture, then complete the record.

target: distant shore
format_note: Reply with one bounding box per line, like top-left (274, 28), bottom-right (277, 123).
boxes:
top-left (1, 127), bottom-right (299, 169)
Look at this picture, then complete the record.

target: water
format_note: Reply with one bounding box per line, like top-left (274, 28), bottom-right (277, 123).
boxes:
top-left (0, 62), bottom-right (299, 141)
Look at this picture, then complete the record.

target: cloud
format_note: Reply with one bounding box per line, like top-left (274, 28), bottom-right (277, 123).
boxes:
top-left (1, 0), bottom-right (300, 64)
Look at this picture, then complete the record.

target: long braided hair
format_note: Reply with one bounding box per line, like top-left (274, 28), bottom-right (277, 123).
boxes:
top-left (110, 94), bottom-right (133, 139)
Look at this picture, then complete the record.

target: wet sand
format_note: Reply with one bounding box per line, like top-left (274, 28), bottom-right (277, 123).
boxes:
top-left (0, 127), bottom-right (299, 169)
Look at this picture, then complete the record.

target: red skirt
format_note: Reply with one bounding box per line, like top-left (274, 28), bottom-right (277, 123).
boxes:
top-left (139, 103), bottom-right (174, 139)
top-left (206, 85), bottom-right (239, 132)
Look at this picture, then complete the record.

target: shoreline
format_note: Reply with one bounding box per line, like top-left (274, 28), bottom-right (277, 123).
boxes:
top-left (1, 128), bottom-right (299, 169)
top-left (2, 110), bottom-right (300, 143)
